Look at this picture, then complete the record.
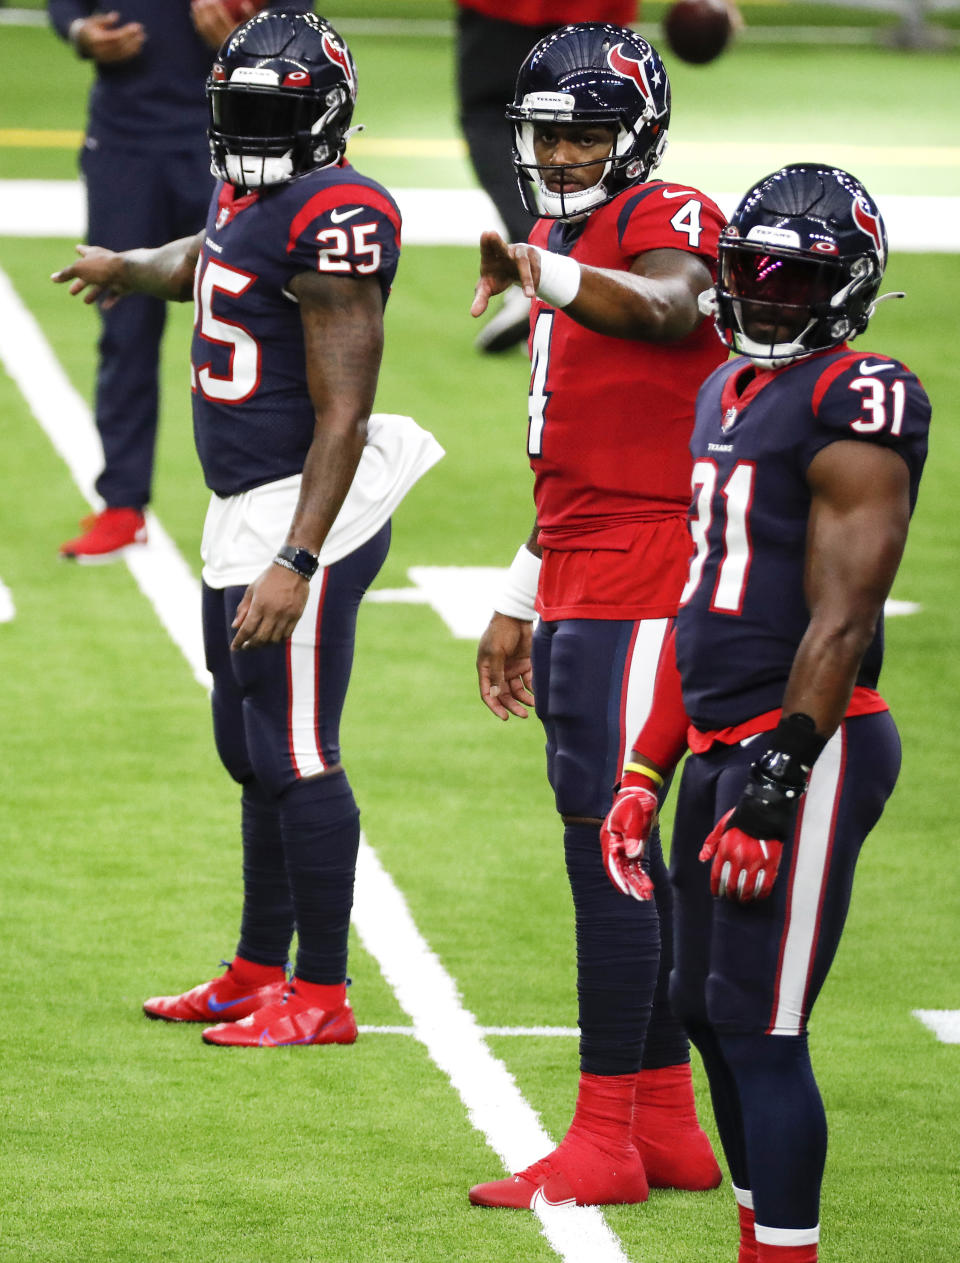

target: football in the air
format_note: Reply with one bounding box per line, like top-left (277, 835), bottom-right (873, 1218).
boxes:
top-left (663, 0), bottom-right (735, 65)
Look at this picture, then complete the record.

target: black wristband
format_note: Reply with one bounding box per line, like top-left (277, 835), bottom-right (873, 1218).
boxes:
top-left (759, 713), bottom-right (826, 785)
top-left (273, 544), bottom-right (319, 580)
top-left (729, 714), bottom-right (825, 842)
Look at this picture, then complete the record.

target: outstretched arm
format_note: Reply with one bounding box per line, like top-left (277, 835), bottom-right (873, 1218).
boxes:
top-left (471, 230), bottom-right (712, 342)
top-left (51, 234), bottom-right (204, 306)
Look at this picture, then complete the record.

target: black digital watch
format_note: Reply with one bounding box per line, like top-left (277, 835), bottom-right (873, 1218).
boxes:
top-left (272, 544), bottom-right (320, 580)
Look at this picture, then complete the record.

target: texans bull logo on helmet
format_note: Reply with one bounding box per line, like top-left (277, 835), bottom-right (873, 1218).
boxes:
top-left (606, 42), bottom-right (667, 117)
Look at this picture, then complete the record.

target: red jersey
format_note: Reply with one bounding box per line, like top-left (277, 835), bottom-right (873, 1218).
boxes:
top-left (458, 1), bottom-right (637, 26)
top-left (527, 181), bottom-right (728, 621)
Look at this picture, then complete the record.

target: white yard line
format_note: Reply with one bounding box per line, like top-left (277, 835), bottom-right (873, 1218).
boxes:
top-left (0, 264), bottom-right (633, 1263)
top-left (1, 180), bottom-right (959, 251)
top-left (913, 1010), bottom-right (960, 1043)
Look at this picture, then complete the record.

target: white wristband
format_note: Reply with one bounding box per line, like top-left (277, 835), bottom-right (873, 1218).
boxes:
top-left (494, 544), bottom-right (541, 622)
top-left (534, 248), bottom-right (581, 309)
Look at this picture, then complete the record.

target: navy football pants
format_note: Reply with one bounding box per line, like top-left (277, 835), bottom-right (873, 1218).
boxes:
top-left (82, 141), bottom-right (212, 509)
top-left (669, 711), bottom-right (901, 1232)
top-left (532, 616), bottom-right (689, 1075)
top-left (201, 524), bottom-right (389, 983)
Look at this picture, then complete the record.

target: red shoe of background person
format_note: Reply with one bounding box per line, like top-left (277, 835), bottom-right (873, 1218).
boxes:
top-left (201, 981), bottom-right (358, 1048)
top-left (59, 507), bottom-right (147, 562)
top-left (143, 958), bottom-right (287, 1023)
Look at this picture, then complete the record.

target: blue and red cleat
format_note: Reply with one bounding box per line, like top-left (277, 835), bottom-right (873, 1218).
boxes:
top-left (143, 960), bottom-right (287, 1024)
top-left (202, 981), bottom-right (358, 1048)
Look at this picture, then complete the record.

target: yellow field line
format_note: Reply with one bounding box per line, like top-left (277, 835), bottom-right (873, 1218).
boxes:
top-left (2, 128), bottom-right (958, 169)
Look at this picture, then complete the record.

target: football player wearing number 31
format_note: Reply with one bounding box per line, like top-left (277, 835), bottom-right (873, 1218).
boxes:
top-left (470, 23), bottom-right (727, 1208)
top-left (51, 11), bottom-right (442, 1049)
top-left (601, 165), bottom-right (931, 1262)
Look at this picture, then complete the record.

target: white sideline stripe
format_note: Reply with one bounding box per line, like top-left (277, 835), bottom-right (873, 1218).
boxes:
top-left (353, 842), bottom-right (631, 1262)
top-left (2, 181), bottom-right (960, 251)
top-left (0, 577), bottom-right (14, 623)
top-left (0, 263), bottom-right (633, 1263)
top-left (913, 1010), bottom-right (960, 1043)
top-left (0, 268), bottom-right (211, 688)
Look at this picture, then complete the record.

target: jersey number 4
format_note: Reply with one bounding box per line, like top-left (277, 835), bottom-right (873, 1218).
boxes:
top-left (528, 311), bottom-right (554, 457)
top-left (680, 459), bottom-right (756, 614)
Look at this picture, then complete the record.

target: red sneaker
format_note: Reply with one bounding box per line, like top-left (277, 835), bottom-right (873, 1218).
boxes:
top-left (143, 963), bottom-right (287, 1023)
top-left (201, 983), bottom-right (358, 1048)
top-left (469, 1140), bottom-right (648, 1209)
top-left (59, 507), bottom-right (147, 562)
top-left (632, 1064), bottom-right (723, 1191)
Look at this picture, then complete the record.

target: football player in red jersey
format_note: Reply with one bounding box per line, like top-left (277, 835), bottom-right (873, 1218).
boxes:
top-left (602, 165), bottom-right (931, 1262)
top-left (469, 23), bottom-right (727, 1208)
top-left (52, 11), bottom-right (441, 1048)
top-left (455, 0), bottom-right (641, 351)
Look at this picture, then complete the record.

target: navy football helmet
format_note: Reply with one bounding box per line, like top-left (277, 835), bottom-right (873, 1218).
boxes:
top-left (507, 23), bottom-right (671, 220)
top-left (207, 10), bottom-right (358, 190)
top-left (707, 164), bottom-right (891, 367)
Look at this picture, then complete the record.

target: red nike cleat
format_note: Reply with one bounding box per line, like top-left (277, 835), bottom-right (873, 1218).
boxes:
top-left (632, 1063), bottom-right (723, 1190)
top-left (59, 507), bottom-right (147, 562)
top-left (201, 983), bottom-right (358, 1048)
top-left (143, 962), bottom-right (287, 1023)
top-left (469, 1140), bottom-right (648, 1209)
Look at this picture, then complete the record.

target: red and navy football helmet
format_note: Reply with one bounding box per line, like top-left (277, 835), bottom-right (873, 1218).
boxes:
top-left (507, 23), bottom-right (671, 220)
top-left (707, 164), bottom-right (891, 367)
top-left (207, 9), bottom-right (358, 190)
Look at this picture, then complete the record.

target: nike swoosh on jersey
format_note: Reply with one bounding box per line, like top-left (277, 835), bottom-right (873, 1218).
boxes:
top-left (858, 360), bottom-right (896, 375)
top-left (330, 206), bottom-right (365, 223)
top-left (661, 189), bottom-right (698, 199)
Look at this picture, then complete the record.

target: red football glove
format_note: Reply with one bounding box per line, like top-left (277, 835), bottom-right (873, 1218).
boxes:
top-left (600, 784), bottom-right (657, 901)
top-left (699, 808), bottom-right (783, 903)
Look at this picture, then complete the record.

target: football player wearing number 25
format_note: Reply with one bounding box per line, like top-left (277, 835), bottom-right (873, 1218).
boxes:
top-left (470, 23), bottom-right (727, 1209)
top-left (52, 11), bottom-right (442, 1049)
top-left (601, 165), bottom-right (931, 1262)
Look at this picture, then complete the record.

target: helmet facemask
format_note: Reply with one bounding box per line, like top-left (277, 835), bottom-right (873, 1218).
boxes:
top-left (713, 242), bottom-right (854, 367)
top-left (506, 25), bottom-right (672, 223)
top-left (206, 12), bottom-right (358, 193)
top-left (512, 107), bottom-right (667, 220)
top-left (707, 164), bottom-right (891, 368)
top-left (209, 74), bottom-right (352, 190)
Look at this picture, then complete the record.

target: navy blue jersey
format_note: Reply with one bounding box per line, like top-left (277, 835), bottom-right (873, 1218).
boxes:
top-left (190, 164), bottom-right (401, 496)
top-left (675, 347), bottom-right (930, 730)
top-left (49, 1), bottom-right (309, 150)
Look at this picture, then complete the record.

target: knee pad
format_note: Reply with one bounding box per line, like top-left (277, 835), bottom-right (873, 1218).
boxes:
top-left (552, 747), bottom-right (607, 819)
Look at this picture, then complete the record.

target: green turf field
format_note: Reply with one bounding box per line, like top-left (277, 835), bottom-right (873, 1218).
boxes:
top-left (1, 7), bottom-right (959, 1262)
